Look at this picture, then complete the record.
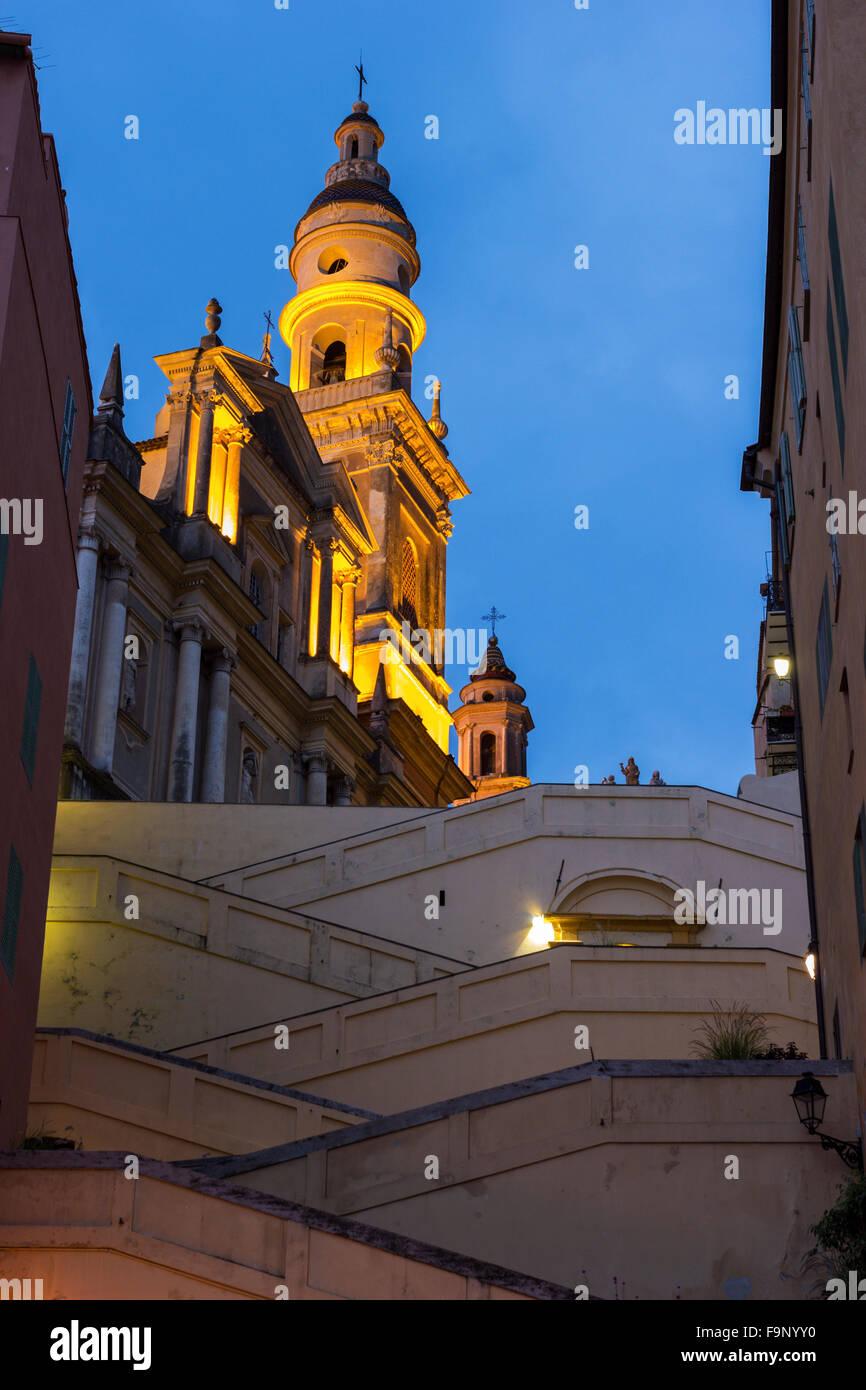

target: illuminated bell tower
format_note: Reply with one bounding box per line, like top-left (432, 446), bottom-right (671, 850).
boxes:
top-left (453, 633), bottom-right (533, 803)
top-left (279, 85), bottom-right (471, 805)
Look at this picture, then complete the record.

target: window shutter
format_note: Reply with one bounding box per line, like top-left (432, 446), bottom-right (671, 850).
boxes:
top-left (788, 307), bottom-right (807, 449)
top-left (780, 431), bottom-right (795, 523)
top-left (60, 379), bottom-right (77, 485)
top-left (1, 845), bottom-right (23, 981)
top-left (797, 200), bottom-right (811, 338)
top-left (20, 653), bottom-right (42, 784)
top-left (855, 809), bottom-right (866, 956)
top-left (0, 532), bottom-right (8, 620)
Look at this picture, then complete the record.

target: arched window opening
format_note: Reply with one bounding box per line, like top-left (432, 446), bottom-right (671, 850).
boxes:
top-left (400, 538), bottom-right (418, 629)
top-left (320, 340), bottom-right (346, 385)
top-left (326, 258), bottom-right (348, 275)
top-left (396, 343), bottom-right (412, 378)
top-left (397, 264), bottom-right (410, 295)
top-left (350, 137), bottom-right (359, 159)
top-left (480, 732), bottom-right (497, 777)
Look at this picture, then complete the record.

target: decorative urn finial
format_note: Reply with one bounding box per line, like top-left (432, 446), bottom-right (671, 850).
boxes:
top-left (375, 309), bottom-right (401, 370)
top-left (428, 380), bottom-right (448, 441)
top-left (204, 298), bottom-right (222, 335)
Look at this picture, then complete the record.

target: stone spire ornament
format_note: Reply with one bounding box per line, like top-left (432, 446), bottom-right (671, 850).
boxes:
top-left (95, 342), bottom-right (124, 428)
top-left (428, 380), bottom-right (448, 441)
top-left (261, 310), bottom-right (278, 379)
top-left (374, 309), bottom-right (400, 370)
top-left (201, 297), bottom-right (223, 348)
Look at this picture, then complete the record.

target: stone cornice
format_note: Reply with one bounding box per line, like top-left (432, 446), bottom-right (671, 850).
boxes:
top-left (299, 386), bottom-right (469, 505)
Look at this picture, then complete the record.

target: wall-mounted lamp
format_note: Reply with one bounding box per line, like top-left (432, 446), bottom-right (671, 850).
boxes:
top-left (791, 1072), bottom-right (863, 1169)
top-left (804, 946), bottom-right (817, 981)
top-left (773, 655), bottom-right (791, 679)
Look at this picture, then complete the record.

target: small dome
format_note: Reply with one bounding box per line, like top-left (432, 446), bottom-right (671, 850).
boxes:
top-left (297, 180), bottom-right (415, 247)
top-left (471, 634), bottom-right (516, 683)
top-left (335, 109), bottom-right (382, 135)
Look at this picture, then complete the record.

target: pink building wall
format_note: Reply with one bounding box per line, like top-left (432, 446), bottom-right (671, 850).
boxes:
top-left (0, 31), bottom-right (91, 1145)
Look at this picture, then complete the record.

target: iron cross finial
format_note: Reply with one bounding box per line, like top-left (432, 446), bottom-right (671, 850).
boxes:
top-left (355, 56), bottom-right (367, 101)
top-left (482, 606), bottom-right (506, 636)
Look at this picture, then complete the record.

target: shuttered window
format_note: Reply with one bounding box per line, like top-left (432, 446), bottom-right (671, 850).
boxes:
top-left (826, 287), bottom-right (846, 468)
top-left (828, 180), bottom-right (849, 379)
top-left (797, 200), bottom-right (811, 339)
top-left (828, 491), bottom-right (841, 596)
top-left (854, 808), bottom-right (866, 957)
top-left (787, 307), bottom-right (807, 450)
top-left (20, 653), bottom-right (42, 784)
top-left (780, 431), bottom-right (795, 525)
top-left (60, 379), bottom-right (77, 486)
top-left (816, 579), bottom-right (833, 718)
top-left (801, 32), bottom-right (813, 179)
top-left (0, 532), bottom-right (7, 619)
top-left (0, 845), bottom-right (23, 981)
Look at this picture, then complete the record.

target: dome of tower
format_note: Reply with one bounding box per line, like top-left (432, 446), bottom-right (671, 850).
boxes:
top-left (470, 634), bottom-right (516, 683)
top-left (301, 179), bottom-right (410, 226)
top-left (334, 108), bottom-right (382, 136)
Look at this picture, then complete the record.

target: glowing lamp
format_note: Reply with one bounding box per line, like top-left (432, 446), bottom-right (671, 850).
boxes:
top-left (529, 915), bottom-right (555, 947)
top-left (804, 950), bottom-right (817, 981)
top-left (773, 656), bottom-right (791, 679)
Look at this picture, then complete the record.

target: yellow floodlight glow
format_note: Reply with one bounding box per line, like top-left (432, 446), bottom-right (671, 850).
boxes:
top-left (529, 915), bottom-right (555, 947)
top-left (804, 950), bottom-right (817, 981)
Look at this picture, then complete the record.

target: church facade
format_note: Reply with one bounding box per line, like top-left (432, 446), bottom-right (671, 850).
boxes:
top-left (60, 98), bottom-right (475, 810)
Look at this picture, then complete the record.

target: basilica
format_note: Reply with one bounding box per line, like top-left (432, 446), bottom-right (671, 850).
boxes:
top-left (60, 93), bottom-right (532, 810)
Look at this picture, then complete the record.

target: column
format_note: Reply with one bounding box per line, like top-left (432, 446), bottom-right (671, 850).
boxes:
top-left (316, 540), bottom-right (336, 658)
top-left (200, 648), bottom-right (235, 803)
top-left (191, 392), bottom-right (217, 516)
top-left (90, 556), bottom-right (132, 772)
top-left (333, 776), bottom-right (354, 807)
top-left (64, 527), bottom-right (101, 748)
top-left (168, 620), bottom-right (205, 801)
top-left (338, 566), bottom-right (360, 676)
top-left (221, 428), bottom-right (250, 544)
top-left (306, 754), bottom-right (328, 806)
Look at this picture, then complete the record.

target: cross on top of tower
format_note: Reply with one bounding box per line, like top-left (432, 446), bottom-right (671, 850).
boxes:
top-left (355, 57), bottom-right (367, 102)
top-left (483, 606), bottom-right (506, 636)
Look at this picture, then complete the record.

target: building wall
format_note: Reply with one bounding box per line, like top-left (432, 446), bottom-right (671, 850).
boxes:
top-left (0, 33), bottom-right (91, 1145)
top-left (748, 1), bottom-right (866, 1127)
top-left (28, 1030), bottom-right (373, 1160)
top-left (173, 943), bottom-right (818, 1114)
top-left (191, 1061), bottom-right (856, 1301)
top-left (202, 785), bottom-right (810, 966)
top-left (40, 853), bottom-right (466, 1048)
top-left (0, 1155), bottom-right (557, 1299)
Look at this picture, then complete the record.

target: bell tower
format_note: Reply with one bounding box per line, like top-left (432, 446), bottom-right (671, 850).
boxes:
top-left (453, 632), bottom-right (534, 803)
top-left (279, 81), bottom-right (471, 806)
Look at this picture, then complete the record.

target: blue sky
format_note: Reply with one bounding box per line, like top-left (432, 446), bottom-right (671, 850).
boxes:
top-left (22, 0), bottom-right (773, 793)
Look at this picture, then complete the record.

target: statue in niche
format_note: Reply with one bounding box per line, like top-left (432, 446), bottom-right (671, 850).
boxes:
top-left (120, 655), bottom-right (137, 713)
top-left (241, 750), bottom-right (259, 804)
